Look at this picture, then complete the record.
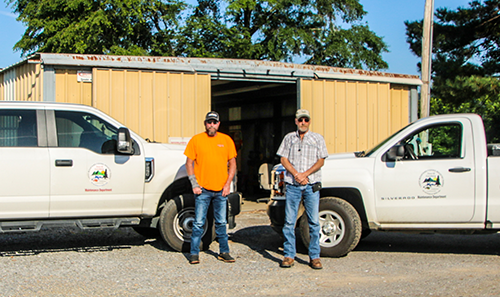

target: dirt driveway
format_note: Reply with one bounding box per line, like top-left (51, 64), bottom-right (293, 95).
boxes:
top-left (0, 205), bottom-right (499, 296)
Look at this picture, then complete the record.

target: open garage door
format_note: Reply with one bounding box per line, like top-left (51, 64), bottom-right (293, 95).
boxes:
top-left (211, 80), bottom-right (297, 198)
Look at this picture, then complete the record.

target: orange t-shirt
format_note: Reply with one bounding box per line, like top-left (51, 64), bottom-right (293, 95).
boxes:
top-left (184, 132), bottom-right (237, 191)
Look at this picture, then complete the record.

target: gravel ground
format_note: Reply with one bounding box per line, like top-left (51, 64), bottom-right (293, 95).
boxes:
top-left (0, 208), bottom-right (500, 296)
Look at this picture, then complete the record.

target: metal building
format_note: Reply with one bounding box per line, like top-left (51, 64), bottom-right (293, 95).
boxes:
top-left (0, 53), bottom-right (422, 194)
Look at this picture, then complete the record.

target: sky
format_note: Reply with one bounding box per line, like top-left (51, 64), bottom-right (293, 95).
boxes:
top-left (0, 0), bottom-right (472, 75)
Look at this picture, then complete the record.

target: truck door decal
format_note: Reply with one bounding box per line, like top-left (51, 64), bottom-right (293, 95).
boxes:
top-left (88, 163), bottom-right (111, 186)
top-left (419, 169), bottom-right (445, 195)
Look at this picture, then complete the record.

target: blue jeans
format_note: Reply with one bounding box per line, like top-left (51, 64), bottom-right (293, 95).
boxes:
top-left (283, 183), bottom-right (321, 259)
top-left (190, 188), bottom-right (229, 255)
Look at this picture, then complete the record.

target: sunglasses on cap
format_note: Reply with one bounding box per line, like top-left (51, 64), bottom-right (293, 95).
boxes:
top-left (206, 119), bottom-right (219, 124)
top-left (298, 117), bottom-right (310, 123)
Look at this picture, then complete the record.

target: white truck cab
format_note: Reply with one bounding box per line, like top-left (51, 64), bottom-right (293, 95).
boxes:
top-left (0, 101), bottom-right (240, 251)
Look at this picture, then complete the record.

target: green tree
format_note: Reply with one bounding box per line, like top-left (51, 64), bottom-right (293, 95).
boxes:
top-left (405, 0), bottom-right (500, 141)
top-left (178, 0), bottom-right (388, 69)
top-left (405, 0), bottom-right (500, 104)
top-left (431, 76), bottom-right (500, 142)
top-left (8, 0), bottom-right (388, 70)
top-left (7, 0), bottom-right (186, 56)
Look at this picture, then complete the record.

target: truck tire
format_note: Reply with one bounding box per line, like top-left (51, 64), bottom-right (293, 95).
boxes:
top-left (159, 194), bottom-right (215, 252)
top-left (299, 197), bottom-right (361, 258)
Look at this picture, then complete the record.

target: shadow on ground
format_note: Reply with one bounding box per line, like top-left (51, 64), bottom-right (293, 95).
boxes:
top-left (230, 224), bottom-right (312, 265)
top-left (231, 222), bottom-right (500, 258)
top-left (355, 231), bottom-right (500, 256)
top-left (0, 227), bottom-right (174, 257)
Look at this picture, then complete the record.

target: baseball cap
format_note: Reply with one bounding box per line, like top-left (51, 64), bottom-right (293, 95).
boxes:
top-left (295, 109), bottom-right (310, 119)
top-left (205, 111), bottom-right (220, 122)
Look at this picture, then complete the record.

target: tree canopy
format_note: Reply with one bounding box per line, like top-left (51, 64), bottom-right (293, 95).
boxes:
top-left (406, 0), bottom-right (500, 104)
top-left (7, 0), bottom-right (389, 70)
top-left (405, 0), bottom-right (500, 141)
top-left (7, 0), bottom-right (186, 56)
top-left (177, 0), bottom-right (388, 69)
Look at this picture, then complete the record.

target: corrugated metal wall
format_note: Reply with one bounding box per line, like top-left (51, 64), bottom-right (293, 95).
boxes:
top-left (1, 60), bottom-right (411, 152)
top-left (92, 69), bottom-right (211, 143)
top-left (300, 79), bottom-right (409, 153)
top-left (1, 63), bottom-right (43, 102)
top-left (55, 69), bottom-right (92, 105)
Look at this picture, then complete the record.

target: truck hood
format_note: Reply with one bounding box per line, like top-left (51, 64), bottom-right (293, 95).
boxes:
top-left (321, 152), bottom-right (375, 189)
top-left (157, 143), bottom-right (187, 151)
top-left (327, 152), bottom-right (357, 160)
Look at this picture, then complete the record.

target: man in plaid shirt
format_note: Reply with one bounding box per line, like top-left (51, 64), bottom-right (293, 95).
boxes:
top-left (276, 109), bottom-right (328, 270)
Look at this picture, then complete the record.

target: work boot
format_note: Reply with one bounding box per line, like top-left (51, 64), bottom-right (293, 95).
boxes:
top-left (309, 258), bottom-right (323, 269)
top-left (217, 253), bottom-right (236, 263)
top-left (280, 257), bottom-right (294, 268)
top-left (189, 254), bottom-right (200, 264)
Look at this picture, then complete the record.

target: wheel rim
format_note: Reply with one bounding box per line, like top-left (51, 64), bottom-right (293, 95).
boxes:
top-left (173, 207), bottom-right (207, 243)
top-left (318, 209), bottom-right (345, 247)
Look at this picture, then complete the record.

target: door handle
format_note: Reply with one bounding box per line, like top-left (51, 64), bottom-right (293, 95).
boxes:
top-left (448, 167), bottom-right (471, 173)
top-left (55, 159), bottom-right (73, 167)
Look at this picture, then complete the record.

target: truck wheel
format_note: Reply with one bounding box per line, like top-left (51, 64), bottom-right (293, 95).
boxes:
top-left (159, 194), bottom-right (215, 252)
top-left (299, 197), bottom-right (361, 258)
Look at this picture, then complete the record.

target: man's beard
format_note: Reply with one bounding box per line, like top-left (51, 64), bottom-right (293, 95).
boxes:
top-left (298, 126), bottom-right (308, 133)
top-left (206, 127), bottom-right (217, 136)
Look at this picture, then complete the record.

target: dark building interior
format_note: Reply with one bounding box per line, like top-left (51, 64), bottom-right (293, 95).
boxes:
top-left (211, 80), bottom-right (298, 198)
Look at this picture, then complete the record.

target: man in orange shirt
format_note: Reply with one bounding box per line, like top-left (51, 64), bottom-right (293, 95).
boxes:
top-left (184, 111), bottom-right (237, 264)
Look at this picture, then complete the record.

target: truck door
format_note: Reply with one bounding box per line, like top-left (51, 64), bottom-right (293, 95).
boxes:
top-left (374, 119), bottom-right (475, 222)
top-left (0, 109), bottom-right (50, 218)
top-left (48, 110), bottom-right (145, 217)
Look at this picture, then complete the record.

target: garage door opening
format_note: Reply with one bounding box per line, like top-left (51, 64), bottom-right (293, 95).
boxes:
top-left (211, 80), bottom-right (297, 199)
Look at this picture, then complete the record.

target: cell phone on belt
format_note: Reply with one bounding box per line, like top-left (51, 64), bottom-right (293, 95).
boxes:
top-left (312, 182), bottom-right (322, 193)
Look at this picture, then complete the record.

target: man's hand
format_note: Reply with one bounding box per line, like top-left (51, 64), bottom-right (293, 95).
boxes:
top-left (294, 172), bottom-right (309, 185)
top-left (192, 187), bottom-right (202, 195)
top-left (222, 183), bottom-right (231, 197)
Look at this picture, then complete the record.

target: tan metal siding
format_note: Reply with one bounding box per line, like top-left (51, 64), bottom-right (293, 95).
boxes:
top-left (55, 69), bottom-right (92, 105)
top-left (390, 85), bottom-right (410, 131)
top-left (0, 63), bottom-right (43, 101)
top-left (93, 69), bottom-right (211, 142)
top-left (300, 79), bottom-right (409, 153)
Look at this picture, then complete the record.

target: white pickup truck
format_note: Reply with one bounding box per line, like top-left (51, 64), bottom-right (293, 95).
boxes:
top-left (0, 101), bottom-right (240, 251)
top-left (264, 113), bottom-right (500, 257)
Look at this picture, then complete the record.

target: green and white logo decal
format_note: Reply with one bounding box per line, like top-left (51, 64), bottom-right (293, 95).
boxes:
top-left (419, 169), bottom-right (444, 195)
top-left (89, 163), bottom-right (111, 186)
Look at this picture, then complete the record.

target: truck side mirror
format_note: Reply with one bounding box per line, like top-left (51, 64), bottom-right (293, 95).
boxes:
top-left (258, 163), bottom-right (272, 190)
top-left (117, 127), bottom-right (134, 155)
top-left (385, 144), bottom-right (405, 162)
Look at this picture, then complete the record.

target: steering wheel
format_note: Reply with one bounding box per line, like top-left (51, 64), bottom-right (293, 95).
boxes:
top-left (404, 144), bottom-right (418, 160)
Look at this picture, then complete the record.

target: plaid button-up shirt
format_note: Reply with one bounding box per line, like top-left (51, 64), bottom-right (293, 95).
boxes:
top-left (277, 130), bottom-right (328, 185)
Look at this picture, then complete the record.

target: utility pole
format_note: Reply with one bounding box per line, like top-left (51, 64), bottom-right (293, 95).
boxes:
top-left (421, 0), bottom-right (434, 118)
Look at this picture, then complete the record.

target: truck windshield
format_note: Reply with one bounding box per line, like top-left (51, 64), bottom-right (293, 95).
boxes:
top-left (363, 122), bottom-right (416, 157)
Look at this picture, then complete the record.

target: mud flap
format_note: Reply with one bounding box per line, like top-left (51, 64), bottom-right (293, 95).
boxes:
top-left (227, 192), bottom-right (241, 229)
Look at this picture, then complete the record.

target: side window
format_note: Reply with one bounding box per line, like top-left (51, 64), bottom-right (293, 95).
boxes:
top-left (55, 111), bottom-right (118, 154)
top-left (0, 110), bottom-right (37, 147)
top-left (401, 123), bottom-right (462, 160)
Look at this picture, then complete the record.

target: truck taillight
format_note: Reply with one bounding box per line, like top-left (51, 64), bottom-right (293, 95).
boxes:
top-left (271, 168), bottom-right (286, 197)
top-left (145, 158), bottom-right (154, 182)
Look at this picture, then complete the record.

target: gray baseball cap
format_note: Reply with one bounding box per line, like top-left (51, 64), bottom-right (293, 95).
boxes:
top-left (205, 111), bottom-right (220, 122)
top-left (295, 109), bottom-right (310, 119)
